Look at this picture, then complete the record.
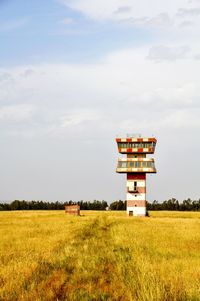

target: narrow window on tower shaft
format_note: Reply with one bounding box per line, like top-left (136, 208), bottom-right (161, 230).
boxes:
top-left (134, 181), bottom-right (137, 191)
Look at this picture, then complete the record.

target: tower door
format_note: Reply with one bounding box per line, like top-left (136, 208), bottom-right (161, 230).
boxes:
top-left (133, 205), bottom-right (138, 216)
top-left (129, 211), bottom-right (133, 216)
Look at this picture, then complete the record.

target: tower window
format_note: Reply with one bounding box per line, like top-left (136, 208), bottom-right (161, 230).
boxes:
top-left (147, 161), bottom-right (152, 168)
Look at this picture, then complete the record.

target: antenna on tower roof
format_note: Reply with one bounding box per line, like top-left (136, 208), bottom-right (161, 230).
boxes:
top-left (126, 133), bottom-right (142, 138)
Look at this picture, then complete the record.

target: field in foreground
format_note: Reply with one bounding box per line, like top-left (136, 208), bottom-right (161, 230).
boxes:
top-left (0, 211), bottom-right (200, 301)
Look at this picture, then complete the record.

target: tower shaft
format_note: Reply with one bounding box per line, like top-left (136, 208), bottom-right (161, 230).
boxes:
top-left (127, 173), bottom-right (146, 216)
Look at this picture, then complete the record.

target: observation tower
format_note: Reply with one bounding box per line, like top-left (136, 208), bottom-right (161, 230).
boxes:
top-left (116, 135), bottom-right (157, 217)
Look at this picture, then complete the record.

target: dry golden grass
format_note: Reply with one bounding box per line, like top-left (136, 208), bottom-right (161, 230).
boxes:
top-left (0, 210), bottom-right (200, 301)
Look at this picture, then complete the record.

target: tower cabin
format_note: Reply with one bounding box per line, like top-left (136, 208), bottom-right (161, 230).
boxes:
top-left (116, 135), bottom-right (157, 217)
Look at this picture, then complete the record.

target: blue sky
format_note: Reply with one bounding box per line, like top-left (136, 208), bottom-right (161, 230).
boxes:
top-left (0, 0), bottom-right (200, 202)
top-left (0, 0), bottom-right (153, 65)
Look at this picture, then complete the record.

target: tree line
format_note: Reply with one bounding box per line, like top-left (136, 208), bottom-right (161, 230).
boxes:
top-left (100, 198), bottom-right (200, 211)
top-left (0, 198), bottom-right (200, 211)
top-left (0, 200), bottom-right (108, 211)
top-left (147, 198), bottom-right (200, 211)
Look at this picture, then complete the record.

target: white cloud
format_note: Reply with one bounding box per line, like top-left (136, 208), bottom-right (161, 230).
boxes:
top-left (179, 20), bottom-right (194, 27)
top-left (59, 17), bottom-right (74, 25)
top-left (0, 72), bottom-right (13, 82)
top-left (118, 13), bottom-right (173, 29)
top-left (60, 0), bottom-right (200, 29)
top-left (60, 0), bottom-right (186, 21)
top-left (147, 45), bottom-right (190, 62)
top-left (51, 28), bottom-right (93, 36)
top-left (0, 104), bottom-right (36, 122)
top-left (177, 7), bottom-right (200, 17)
top-left (59, 0), bottom-right (200, 42)
top-left (0, 18), bottom-right (28, 32)
top-left (114, 6), bottom-right (132, 14)
top-left (1, 45), bottom-right (200, 138)
top-left (146, 13), bottom-right (174, 28)
top-left (194, 53), bottom-right (200, 59)
top-left (60, 109), bottom-right (102, 127)
top-left (120, 108), bottom-right (200, 133)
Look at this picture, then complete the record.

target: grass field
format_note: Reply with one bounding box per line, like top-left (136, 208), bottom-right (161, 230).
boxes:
top-left (0, 211), bottom-right (200, 301)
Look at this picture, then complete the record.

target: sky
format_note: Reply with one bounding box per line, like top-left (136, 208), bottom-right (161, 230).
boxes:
top-left (0, 0), bottom-right (200, 203)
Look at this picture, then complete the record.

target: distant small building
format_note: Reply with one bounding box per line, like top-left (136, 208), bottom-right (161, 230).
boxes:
top-left (65, 205), bottom-right (80, 216)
